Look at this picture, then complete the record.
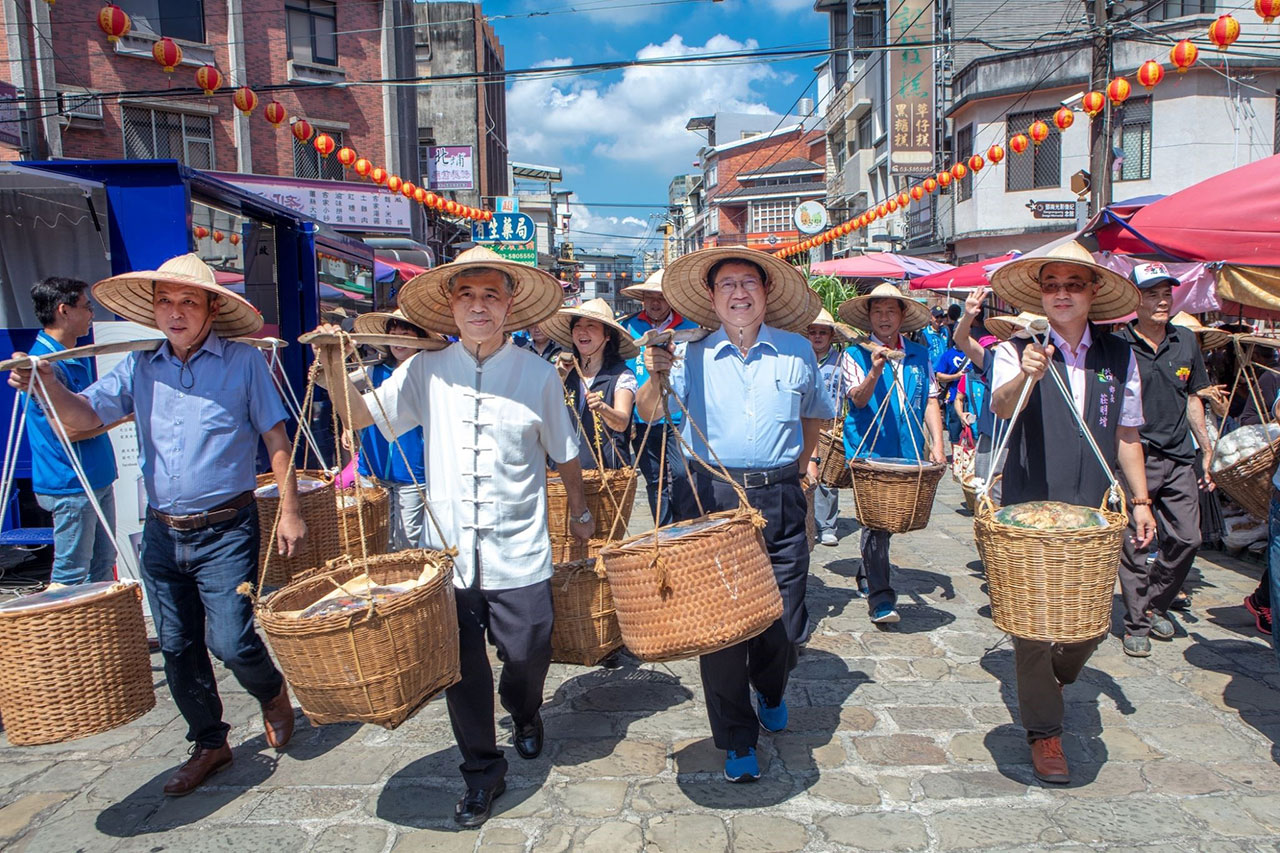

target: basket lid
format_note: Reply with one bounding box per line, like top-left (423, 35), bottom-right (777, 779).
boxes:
top-left (0, 580), bottom-right (128, 615)
top-left (852, 456), bottom-right (932, 470)
top-left (620, 516), bottom-right (731, 549)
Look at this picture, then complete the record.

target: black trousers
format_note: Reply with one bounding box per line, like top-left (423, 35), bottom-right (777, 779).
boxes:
top-left (676, 469), bottom-right (810, 752)
top-left (1013, 634), bottom-right (1104, 742)
top-left (859, 529), bottom-right (896, 612)
top-left (444, 578), bottom-right (553, 790)
top-left (631, 421), bottom-right (685, 527)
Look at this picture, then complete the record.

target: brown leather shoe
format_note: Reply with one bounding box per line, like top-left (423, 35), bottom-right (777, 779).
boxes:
top-left (1030, 736), bottom-right (1070, 784)
top-left (262, 681), bottom-right (295, 749)
top-left (163, 743), bottom-right (233, 796)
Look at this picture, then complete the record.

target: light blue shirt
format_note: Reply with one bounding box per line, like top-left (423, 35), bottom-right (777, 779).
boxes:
top-left (622, 309), bottom-right (699, 425)
top-left (83, 335), bottom-right (287, 515)
top-left (667, 324), bottom-right (834, 470)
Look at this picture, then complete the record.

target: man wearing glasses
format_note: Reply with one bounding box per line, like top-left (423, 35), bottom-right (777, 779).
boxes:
top-left (990, 241), bottom-right (1155, 786)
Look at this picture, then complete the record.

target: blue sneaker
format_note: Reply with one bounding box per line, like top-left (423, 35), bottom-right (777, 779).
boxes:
top-left (755, 692), bottom-right (788, 732)
top-left (724, 748), bottom-right (760, 783)
top-left (870, 603), bottom-right (900, 624)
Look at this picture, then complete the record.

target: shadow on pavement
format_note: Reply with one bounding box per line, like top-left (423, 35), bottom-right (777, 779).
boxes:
top-left (1183, 632), bottom-right (1280, 763)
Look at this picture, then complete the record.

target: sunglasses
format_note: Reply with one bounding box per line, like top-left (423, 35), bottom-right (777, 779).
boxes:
top-left (1037, 280), bottom-right (1093, 294)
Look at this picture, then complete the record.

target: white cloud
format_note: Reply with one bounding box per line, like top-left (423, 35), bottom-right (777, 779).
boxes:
top-left (507, 34), bottom-right (778, 173)
top-left (560, 196), bottom-right (658, 256)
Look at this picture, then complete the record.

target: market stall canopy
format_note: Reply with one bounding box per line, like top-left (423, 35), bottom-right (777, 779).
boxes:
top-left (374, 255), bottom-right (427, 283)
top-left (909, 252), bottom-right (1021, 292)
top-left (810, 253), bottom-right (953, 280)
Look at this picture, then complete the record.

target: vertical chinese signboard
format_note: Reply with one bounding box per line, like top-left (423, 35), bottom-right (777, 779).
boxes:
top-left (887, 0), bottom-right (935, 175)
top-left (427, 145), bottom-right (475, 190)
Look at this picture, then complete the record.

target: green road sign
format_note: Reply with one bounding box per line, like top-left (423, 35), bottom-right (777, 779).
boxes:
top-left (491, 242), bottom-right (536, 265)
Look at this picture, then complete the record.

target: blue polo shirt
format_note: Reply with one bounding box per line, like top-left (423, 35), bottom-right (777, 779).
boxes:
top-left (622, 309), bottom-right (699, 425)
top-left (357, 361), bottom-right (425, 484)
top-left (934, 347), bottom-right (968, 402)
top-left (23, 331), bottom-right (118, 496)
top-left (921, 324), bottom-right (950, 370)
top-left (668, 324), bottom-right (834, 469)
top-left (83, 334), bottom-right (287, 515)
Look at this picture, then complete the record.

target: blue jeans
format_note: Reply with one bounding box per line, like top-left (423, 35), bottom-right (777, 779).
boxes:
top-left (140, 503), bottom-right (283, 749)
top-left (36, 485), bottom-right (117, 585)
top-left (1269, 495), bottom-right (1280, 664)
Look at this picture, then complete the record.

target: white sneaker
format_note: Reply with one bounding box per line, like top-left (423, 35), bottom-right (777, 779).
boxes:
top-left (820, 531), bottom-right (838, 546)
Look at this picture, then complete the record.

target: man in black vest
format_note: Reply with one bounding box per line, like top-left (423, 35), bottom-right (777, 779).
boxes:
top-left (1115, 264), bottom-right (1214, 657)
top-left (991, 241), bottom-right (1156, 786)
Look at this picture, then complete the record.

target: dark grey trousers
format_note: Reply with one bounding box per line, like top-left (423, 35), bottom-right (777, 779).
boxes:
top-left (1013, 634), bottom-right (1104, 742)
top-left (860, 528), bottom-right (895, 612)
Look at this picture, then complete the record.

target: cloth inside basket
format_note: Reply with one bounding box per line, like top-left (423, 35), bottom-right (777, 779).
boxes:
top-left (255, 474), bottom-right (328, 498)
top-left (619, 516), bottom-right (728, 549)
top-left (0, 580), bottom-right (132, 614)
top-left (279, 562), bottom-right (441, 619)
top-left (994, 501), bottom-right (1109, 531)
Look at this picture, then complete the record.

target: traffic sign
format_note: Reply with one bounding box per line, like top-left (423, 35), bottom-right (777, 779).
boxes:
top-left (472, 212), bottom-right (535, 243)
top-left (1027, 200), bottom-right (1079, 220)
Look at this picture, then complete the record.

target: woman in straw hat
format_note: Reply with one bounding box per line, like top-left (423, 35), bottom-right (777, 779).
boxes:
top-left (636, 246), bottom-right (832, 784)
top-left (313, 245), bottom-right (591, 828)
top-left (837, 281), bottom-right (945, 623)
top-left (542, 298), bottom-right (638, 470)
top-left (807, 307), bottom-right (858, 546)
top-left (619, 268), bottom-right (700, 525)
top-left (7, 253), bottom-right (303, 795)
top-left (345, 308), bottom-right (444, 550)
top-left (988, 240), bottom-right (1156, 785)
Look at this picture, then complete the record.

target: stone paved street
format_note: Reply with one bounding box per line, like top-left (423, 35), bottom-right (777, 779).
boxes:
top-left (3, 479), bottom-right (1280, 851)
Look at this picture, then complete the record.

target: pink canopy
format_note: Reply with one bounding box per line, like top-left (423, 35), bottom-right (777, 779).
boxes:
top-left (909, 252), bottom-right (1021, 292)
top-left (810, 252), bottom-right (953, 280)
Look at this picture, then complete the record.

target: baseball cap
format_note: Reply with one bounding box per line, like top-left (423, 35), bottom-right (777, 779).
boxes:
top-left (1130, 262), bottom-right (1179, 290)
top-left (930, 306), bottom-right (947, 318)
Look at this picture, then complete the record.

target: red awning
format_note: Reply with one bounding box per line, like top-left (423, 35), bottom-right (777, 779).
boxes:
top-left (909, 252), bottom-right (1020, 292)
top-left (375, 255), bottom-right (427, 279)
top-left (810, 252), bottom-right (953, 280)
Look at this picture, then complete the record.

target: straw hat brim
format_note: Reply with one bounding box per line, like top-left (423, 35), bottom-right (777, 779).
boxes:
top-left (1191, 327), bottom-right (1231, 351)
top-left (833, 322), bottom-right (864, 344)
top-left (990, 255), bottom-right (1138, 321)
top-left (619, 280), bottom-right (662, 299)
top-left (398, 259), bottom-right (564, 336)
top-left (836, 288), bottom-right (932, 334)
top-left (92, 270), bottom-right (263, 338)
top-left (662, 247), bottom-right (821, 333)
top-left (352, 311), bottom-right (447, 353)
top-left (984, 314), bottom-right (1030, 342)
top-left (541, 307), bottom-right (640, 360)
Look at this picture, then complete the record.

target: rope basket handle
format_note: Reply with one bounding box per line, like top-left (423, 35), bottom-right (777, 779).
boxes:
top-left (561, 356), bottom-right (632, 537)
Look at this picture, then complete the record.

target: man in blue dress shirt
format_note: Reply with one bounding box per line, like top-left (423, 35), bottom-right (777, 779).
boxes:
top-left (637, 247), bottom-right (831, 784)
top-left (23, 277), bottom-right (120, 585)
top-left (8, 254), bottom-right (306, 797)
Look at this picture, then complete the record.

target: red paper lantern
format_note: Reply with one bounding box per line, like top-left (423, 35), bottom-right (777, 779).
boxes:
top-left (1027, 120), bottom-right (1050, 146)
top-left (233, 86), bottom-right (258, 116)
top-left (264, 101), bottom-right (287, 127)
top-left (910, 185), bottom-right (924, 201)
top-left (1208, 14), bottom-right (1240, 50)
top-left (446, 200), bottom-right (459, 215)
top-left (951, 162), bottom-right (967, 180)
top-left (313, 132), bottom-right (335, 158)
top-left (212, 230), bottom-right (224, 243)
top-left (370, 167), bottom-right (387, 185)
top-left (423, 191), bottom-right (437, 207)
top-left (1170, 39), bottom-right (1198, 73)
top-left (152, 37), bottom-right (182, 73)
top-left (336, 147), bottom-right (356, 168)
top-left (229, 233), bottom-right (241, 246)
top-left (401, 181), bottom-right (416, 198)
top-left (414, 187), bottom-right (427, 203)
top-left (1258, 0), bottom-right (1280, 23)
top-left (386, 175), bottom-right (403, 193)
top-left (886, 198), bottom-right (899, 213)
top-left (923, 177), bottom-right (938, 193)
top-left (291, 119), bottom-right (313, 143)
top-left (354, 158), bottom-right (371, 177)
top-left (937, 171), bottom-right (953, 189)
top-left (895, 192), bottom-right (908, 208)
top-left (1009, 133), bottom-right (1030, 155)
top-left (193, 225), bottom-right (209, 239)
top-left (483, 209), bottom-right (493, 221)
top-left (194, 64), bottom-right (222, 97)
top-left (877, 203), bottom-right (889, 217)
top-left (1137, 60), bottom-right (1165, 91)
top-left (986, 144), bottom-right (1005, 165)
top-left (1052, 107), bottom-right (1074, 132)
top-left (1107, 77), bottom-right (1131, 106)
top-left (1081, 91), bottom-right (1105, 119)
top-left (98, 4), bottom-right (131, 43)
top-left (968, 154), bottom-right (985, 173)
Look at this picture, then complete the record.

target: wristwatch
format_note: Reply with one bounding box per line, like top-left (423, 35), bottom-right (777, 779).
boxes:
top-left (809, 456), bottom-right (821, 465)
top-left (573, 508), bottom-right (593, 525)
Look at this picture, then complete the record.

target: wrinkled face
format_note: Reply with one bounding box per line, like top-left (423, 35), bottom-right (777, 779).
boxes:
top-left (869, 298), bottom-right (904, 343)
top-left (640, 293), bottom-right (672, 320)
top-left (153, 282), bottom-right (217, 353)
top-left (572, 317), bottom-right (608, 360)
top-left (1036, 262), bottom-right (1098, 327)
top-left (1137, 283), bottom-right (1172, 325)
top-left (807, 323), bottom-right (834, 354)
top-left (449, 270), bottom-right (512, 346)
top-left (710, 261), bottom-right (768, 329)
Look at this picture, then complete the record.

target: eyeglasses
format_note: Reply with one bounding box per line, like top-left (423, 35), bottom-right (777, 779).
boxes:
top-left (711, 278), bottom-right (764, 294)
top-left (1037, 279), bottom-right (1093, 294)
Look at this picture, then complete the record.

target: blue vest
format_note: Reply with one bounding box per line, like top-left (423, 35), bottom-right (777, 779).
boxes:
top-left (843, 339), bottom-right (931, 460)
top-left (357, 362), bottom-right (426, 484)
top-left (621, 310), bottom-right (698, 424)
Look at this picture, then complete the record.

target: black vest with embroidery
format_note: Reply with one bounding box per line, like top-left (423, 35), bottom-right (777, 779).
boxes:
top-left (1003, 326), bottom-right (1132, 508)
top-left (565, 361), bottom-right (633, 470)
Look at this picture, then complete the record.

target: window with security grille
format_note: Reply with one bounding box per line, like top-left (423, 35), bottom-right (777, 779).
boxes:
top-left (956, 123), bottom-right (974, 202)
top-left (1117, 97), bottom-right (1152, 182)
top-left (1143, 1), bottom-right (1214, 20)
top-left (857, 112), bottom-right (874, 150)
top-left (1006, 110), bottom-right (1061, 191)
top-left (750, 200), bottom-right (797, 233)
top-left (122, 106), bottom-right (212, 168)
top-left (118, 0), bottom-right (205, 43)
top-left (286, 0), bottom-right (338, 66)
top-left (293, 130), bottom-right (344, 180)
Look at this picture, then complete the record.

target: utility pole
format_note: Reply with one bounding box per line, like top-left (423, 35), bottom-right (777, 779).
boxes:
top-left (1088, 0), bottom-right (1113, 215)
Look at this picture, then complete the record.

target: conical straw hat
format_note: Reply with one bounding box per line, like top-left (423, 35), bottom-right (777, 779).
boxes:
top-left (1171, 312), bottom-right (1230, 350)
top-left (989, 241), bottom-right (1138, 321)
top-left (541, 298), bottom-right (640, 360)
top-left (836, 282), bottom-right (931, 334)
top-left (985, 311), bottom-right (1047, 342)
top-left (93, 253), bottom-right (263, 337)
top-left (662, 246), bottom-right (821, 333)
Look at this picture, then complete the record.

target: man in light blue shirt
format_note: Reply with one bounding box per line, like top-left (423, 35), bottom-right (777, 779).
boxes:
top-left (23, 277), bottom-right (119, 584)
top-left (637, 247), bottom-right (832, 785)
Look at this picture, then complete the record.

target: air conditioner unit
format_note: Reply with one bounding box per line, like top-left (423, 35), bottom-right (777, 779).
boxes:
top-left (58, 91), bottom-right (103, 121)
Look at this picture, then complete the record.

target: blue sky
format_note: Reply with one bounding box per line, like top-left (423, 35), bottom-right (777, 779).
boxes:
top-left (477, 0), bottom-right (828, 257)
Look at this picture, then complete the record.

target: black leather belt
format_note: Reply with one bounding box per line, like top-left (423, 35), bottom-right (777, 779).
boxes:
top-left (716, 462), bottom-right (800, 490)
top-left (148, 491), bottom-right (254, 532)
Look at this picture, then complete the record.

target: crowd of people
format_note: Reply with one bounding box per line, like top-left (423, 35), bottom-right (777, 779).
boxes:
top-left (7, 240), bottom-right (1279, 825)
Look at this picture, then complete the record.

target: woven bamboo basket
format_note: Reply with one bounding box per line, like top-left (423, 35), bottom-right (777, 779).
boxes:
top-left (598, 509), bottom-right (781, 663)
top-left (547, 466), bottom-right (637, 540)
top-left (974, 494), bottom-right (1127, 643)
top-left (1213, 437), bottom-right (1280, 520)
top-left (550, 534), bottom-right (610, 565)
top-left (256, 469), bottom-right (342, 588)
top-left (0, 582), bottom-right (154, 745)
top-left (849, 458), bottom-right (946, 534)
top-left (551, 556), bottom-right (623, 666)
top-left (337, 485), bottom-right (391, 556)
top-left (817, 425), bottom-right (851, 488)
top-left (257, 549), bottom-right (459, 728)
top-left (961, 478), bottom-right (978, 514)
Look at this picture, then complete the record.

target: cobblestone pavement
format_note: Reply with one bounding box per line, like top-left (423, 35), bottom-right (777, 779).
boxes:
top-left (3, 479), bottom-right (1280, 852)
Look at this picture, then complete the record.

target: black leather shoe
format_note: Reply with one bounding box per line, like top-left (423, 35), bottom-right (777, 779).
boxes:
top-left (454, 780), bottom-right (505, 828)
top-left (514, 713), bottom-right (544, 759)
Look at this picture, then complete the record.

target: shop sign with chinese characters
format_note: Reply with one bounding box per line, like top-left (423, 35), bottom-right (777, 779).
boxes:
top-left (427, 145), bottom-right (475, 190)
top-left (472, 212), bottom-right (535, 244)
top-left (210, 172), bottom-right (412, 234)
top-left (887, 0), bottom-right (935, 175)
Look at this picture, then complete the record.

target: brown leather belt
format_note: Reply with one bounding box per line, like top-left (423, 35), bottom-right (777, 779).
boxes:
top-left (148, 491), bottom-right (254, 531)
